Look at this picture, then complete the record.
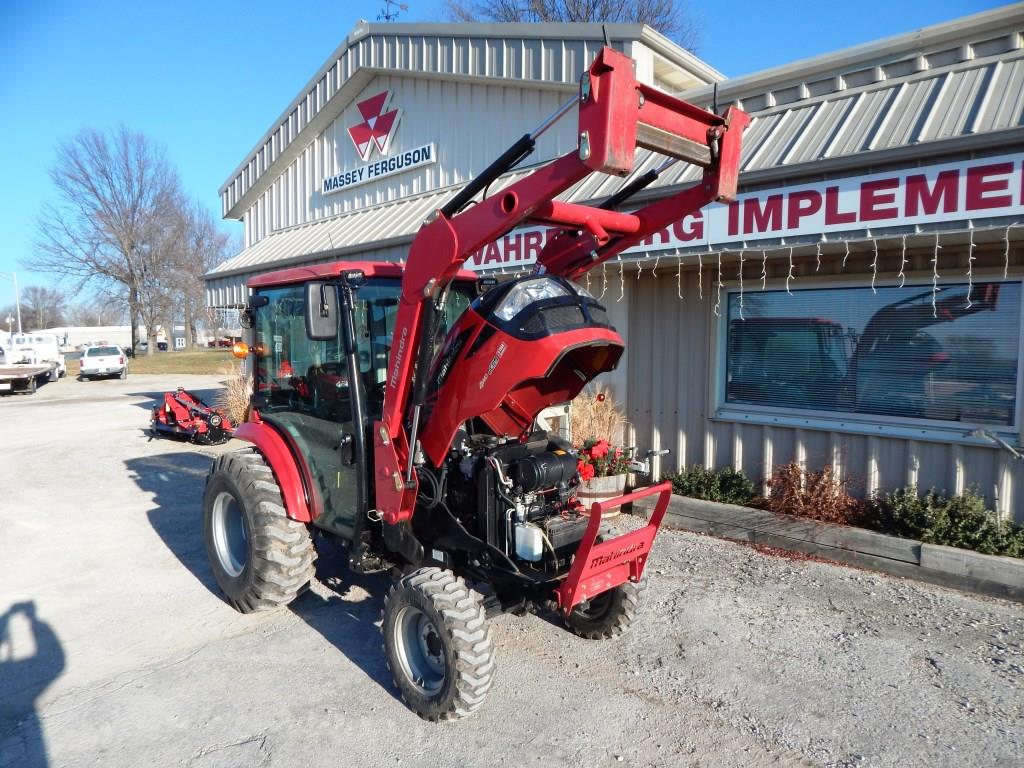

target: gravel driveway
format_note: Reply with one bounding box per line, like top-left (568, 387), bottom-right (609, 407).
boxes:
top-left (0, 374), bottom-right (1021, 767)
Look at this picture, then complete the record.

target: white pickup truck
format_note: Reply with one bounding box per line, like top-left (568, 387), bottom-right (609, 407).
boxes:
top-left (0, 333), bottom-right (66, 395)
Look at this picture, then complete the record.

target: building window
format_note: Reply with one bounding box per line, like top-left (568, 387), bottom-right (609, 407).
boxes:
top-left (724, 281), bottom-right (1021, 428)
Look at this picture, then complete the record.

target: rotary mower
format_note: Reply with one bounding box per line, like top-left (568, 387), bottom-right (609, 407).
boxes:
top-left (151, 387), bottom-right (234, 445)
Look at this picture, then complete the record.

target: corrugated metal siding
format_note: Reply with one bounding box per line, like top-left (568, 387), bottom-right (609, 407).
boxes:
top-left (624, 239), bottom-right (1024, 522)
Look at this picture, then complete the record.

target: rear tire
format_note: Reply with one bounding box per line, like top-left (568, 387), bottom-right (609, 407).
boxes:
top-left (120, 367), bottom-right (128, 380)
top-left (48, 367), bottom-right (58, 383)
top-left (563, 577), bottom-right (645, 640)
top-left (382, 568), bottom-right (494, 721)
top-left (203, 449), bottom-right (315, 613)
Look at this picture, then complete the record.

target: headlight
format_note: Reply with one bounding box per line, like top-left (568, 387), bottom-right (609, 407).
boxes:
top-left (494, 278), bottom-right (571, 321)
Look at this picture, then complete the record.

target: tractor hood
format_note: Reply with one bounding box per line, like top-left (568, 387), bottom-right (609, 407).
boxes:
top-left (419, 276), bottom-right (623, 466)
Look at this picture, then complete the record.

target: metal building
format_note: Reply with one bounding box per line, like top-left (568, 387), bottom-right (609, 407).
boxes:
top-left (206, 6), bottom-right (1024, 521)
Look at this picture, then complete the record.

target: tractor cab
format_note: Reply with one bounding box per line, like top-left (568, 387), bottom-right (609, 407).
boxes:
top-left (243, 263), bottom-right (475, 538)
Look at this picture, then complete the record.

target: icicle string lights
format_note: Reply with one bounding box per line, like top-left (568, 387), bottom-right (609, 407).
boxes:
top-left (738, 251), bottom-right (745, 320)
top-left (713, 252), bottom-right (723, 317)
top-left (966, 228), bottom-right (975, 309)
top-left (554, 230), bottom-right (992, 316)
top-left (842, 241), bottom-right (850, 269)
top-left (786, 247), bottom-right (794, 295)
top-left (1005, 223), bottom-right (1021, 280)
top-left (815, 242), bottom-right (821, 273)
top-left (898, 234), bottom-right (908, 288)
top-left (870, 239), bottom-right (878, 294)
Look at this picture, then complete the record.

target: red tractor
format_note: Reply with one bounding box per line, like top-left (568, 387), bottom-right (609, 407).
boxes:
top-left (202, 46), bottom-right (748, 720)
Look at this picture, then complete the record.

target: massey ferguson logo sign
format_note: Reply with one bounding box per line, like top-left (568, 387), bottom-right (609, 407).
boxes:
top-left (348, 91), bottom-right (400, 160)
top-left (322, 90), bottom-right (436, 196)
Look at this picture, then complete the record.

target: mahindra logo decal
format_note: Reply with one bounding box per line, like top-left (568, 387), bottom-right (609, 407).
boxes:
top-left (589, 541), bottom-right (645, 569)
top-left (348, 91), bottom-right (401, 162)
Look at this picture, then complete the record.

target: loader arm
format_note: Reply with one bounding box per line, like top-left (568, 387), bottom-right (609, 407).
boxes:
top-left (374, 45), bottom-right (749, 526)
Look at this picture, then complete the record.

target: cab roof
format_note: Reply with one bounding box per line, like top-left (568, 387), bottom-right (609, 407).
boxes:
top-left (247, 260), bottom-right (478, 289)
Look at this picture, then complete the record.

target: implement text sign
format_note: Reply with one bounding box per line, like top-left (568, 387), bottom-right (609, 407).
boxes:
top-left (322, 143), bottom-right (436, 195)
top-left (465, 154), bottom-right (1024, 271)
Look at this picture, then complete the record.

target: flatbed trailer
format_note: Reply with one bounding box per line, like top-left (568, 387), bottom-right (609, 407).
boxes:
top-left (0, 362), bottom-right (57, 395)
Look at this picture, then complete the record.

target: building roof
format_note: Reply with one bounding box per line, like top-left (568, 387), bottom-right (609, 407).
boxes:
top-left (218, 21), bottom-right (720, 221)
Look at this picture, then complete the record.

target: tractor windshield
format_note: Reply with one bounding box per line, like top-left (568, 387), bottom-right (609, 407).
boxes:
top-left (253, 278), bottom-right (473, 421)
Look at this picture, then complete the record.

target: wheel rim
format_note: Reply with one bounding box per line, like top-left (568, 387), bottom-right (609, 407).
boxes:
top-left (211, 491), bottom-right (248, 577)
top-left (393, 605), bottom-right (446, 696)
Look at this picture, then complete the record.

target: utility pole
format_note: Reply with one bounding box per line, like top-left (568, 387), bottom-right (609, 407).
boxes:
top-left (0, 272), bottom-right (21, 333)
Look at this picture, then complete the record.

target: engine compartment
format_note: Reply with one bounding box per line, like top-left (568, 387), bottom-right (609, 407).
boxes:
top-left (417, 429), bottom-right (590, 579)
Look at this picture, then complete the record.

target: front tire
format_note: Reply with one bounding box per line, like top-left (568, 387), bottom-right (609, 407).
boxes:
top-left (382, 568), bottom-right (494, 721)
top-left (563, 577), bottom-right (645, 640)
top-left (203, 449), bottom-right (315, 613)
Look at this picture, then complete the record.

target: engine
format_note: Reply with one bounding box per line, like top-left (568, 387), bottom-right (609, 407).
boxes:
top-left (439, 430), bottom-right (590, 573)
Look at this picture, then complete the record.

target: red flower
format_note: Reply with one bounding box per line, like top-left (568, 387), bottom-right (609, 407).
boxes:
top-left (590, 439), bottom-right (610, 459)
top-left (577, 459), bottom-right (595, 481)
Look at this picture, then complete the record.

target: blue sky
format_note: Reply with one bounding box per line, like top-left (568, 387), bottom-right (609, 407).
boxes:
top-left (0, 0), bottom-right (1007, 310)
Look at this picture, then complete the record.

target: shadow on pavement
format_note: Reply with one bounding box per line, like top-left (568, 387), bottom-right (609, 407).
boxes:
top-left (125, 451), bottom-right (398, 700)
top-left (290, 543), bottom-right (398, 698)
top-left (125, 451), bottom-right (220, 595)
top-left (0, 601), bottom-right (66, 768)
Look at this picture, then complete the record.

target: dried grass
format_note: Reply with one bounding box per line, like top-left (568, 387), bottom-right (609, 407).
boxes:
top-left (216, 363), bottom-right (251, 426)
top-left (761, 462), bottom-right (867, 526)
top-left (569, 384), bottom-right (627, 444)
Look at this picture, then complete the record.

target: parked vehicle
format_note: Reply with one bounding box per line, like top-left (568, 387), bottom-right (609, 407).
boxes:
top-left (5, 333), bottom-right (66, 379)
top-left (0, 345), bottom-right (55, 395)
top-left (79, 345), bottom-right (128, 380)
top-left (201, 45), bottom-right (748, 721)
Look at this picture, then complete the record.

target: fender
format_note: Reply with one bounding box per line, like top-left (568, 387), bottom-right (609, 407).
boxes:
top-left (233, 421), bottom-right (313, 523)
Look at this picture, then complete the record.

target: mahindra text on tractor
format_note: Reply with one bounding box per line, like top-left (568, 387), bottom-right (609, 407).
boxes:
top-left (202, 45), bottom-right (748, 720)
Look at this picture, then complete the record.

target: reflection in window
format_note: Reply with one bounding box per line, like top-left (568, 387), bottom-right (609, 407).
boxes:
top-left (726, 282), bottom-right (1020, 427)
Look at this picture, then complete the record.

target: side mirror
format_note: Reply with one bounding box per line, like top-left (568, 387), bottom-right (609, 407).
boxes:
top-left (241, 294), bottom-right (268, 329)
top-left (305, 282), bottom-right (339, 341)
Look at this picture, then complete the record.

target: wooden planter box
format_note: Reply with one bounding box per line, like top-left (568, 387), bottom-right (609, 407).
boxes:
top-left (634, 494), bottom-right (1024, 602)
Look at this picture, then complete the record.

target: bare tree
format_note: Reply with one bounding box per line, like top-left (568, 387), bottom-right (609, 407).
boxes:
top-left (31, 126), bottom-right (182, 354)
top-left (65, 289), bottom-right (129, 327)
top-left (164, 201), bottom-right (234, 348)
top-left (19, 286), bottom-right (67, 330)
top-left (444, 0), bottom-right (699, 50)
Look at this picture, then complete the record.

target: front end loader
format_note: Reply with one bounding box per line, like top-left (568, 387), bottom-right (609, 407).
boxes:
top-left (202, 44), bottom-right (747, 720)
